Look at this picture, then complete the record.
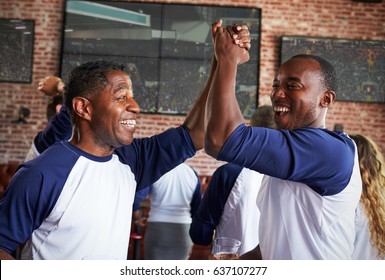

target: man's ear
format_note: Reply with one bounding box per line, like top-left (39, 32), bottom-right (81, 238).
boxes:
top-left (72, 97), bottom-right (92, 121)
top-left (320, 90), bottom-right (336, 108)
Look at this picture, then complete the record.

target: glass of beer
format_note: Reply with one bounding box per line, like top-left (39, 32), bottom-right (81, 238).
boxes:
top-left (210, 237), bottom-right (241, 260)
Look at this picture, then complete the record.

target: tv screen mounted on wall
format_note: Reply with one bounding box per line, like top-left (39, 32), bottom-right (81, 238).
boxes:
top-left (61, 1), bottom-right (261, 116)
top-left (0, 19), bottom-right (34, 83)
top-left (281, 36), bottom-right (385, 103)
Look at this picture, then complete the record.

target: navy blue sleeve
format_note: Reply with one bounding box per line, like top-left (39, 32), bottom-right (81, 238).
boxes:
top-left (218, 124), bottom-right (355, 196)
top-left (116, 126), bottom-right (196, 191)
top-left (0, 145), bottom-right (77, 253)
top-left (189, 171), bottom-right (202, 217)
top-left (189, 163), bottom-right (243, 246)
top-left (33, 106), bottom-right (72, 154)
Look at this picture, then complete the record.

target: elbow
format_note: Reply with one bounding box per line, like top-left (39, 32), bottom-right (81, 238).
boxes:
top-left (205, 121), bottom-right (240, 158)
top-left (204, 135), bottom-right (221, 159)
top-left (189, 230), bottom-right (213, 247)
top-left (189, 220), bottom-right (215, 246)
top-left (183, 125), bottom-right (204, 151)
top-left (193, 137), bottom-right (204, 151)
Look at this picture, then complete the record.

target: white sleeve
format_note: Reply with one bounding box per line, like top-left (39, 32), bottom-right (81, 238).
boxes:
top-left (24, 142), bottom-right (40, 162)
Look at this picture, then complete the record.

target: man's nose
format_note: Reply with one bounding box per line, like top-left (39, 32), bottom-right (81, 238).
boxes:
top-left (128, 98), bottom-right (141, 114)
top-left (271, 86), bottom-right (285, 100)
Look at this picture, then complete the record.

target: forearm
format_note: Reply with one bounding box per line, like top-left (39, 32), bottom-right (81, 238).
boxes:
top-left (205, 58), bottom-right (244, 158)
top-left (183, 57), bottom-right (217, 151)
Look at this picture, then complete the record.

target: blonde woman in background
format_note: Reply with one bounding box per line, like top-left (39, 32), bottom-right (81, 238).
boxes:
top-left (350, 133), bottom-right (385, 260)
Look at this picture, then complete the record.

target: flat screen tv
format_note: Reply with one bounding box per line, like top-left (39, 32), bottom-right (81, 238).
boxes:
top-left (0, 19), bottom-right (34, 83)
top-left (61, 1), bottom-right (261, 116)
top-left (281, 36), bottom-right (385, 103)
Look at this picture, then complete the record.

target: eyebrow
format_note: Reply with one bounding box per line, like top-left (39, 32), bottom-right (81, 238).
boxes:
top-left (273, 77), bottom-right (302, 83)
top-left (113, 84), bottom-right (131, 94)
top-left (285, 77), bottom-right (302, 82)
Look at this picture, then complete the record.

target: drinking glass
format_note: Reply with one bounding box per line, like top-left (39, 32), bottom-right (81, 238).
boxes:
top-left (210, 237), bottom-right (241, 260)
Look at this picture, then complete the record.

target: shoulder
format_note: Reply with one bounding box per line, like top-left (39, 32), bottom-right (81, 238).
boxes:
top-left (213, 163), bottom-right (244, 179)
top-left (284, 127), bottom-right (356, 165)
top-left (207, 163), bottom-right (244, 194)
top-left (4, 142), bottom-right (78, 208)
top-left (15, 142), bottom-right (79, 185)
top-left (292, 127), bottom-right (354, 147)
top-left (35, 141), bottom-right (82, 168)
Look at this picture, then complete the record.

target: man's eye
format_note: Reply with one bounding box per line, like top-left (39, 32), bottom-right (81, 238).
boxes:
top-left (118, 95), bottom-right (127, 101)
top-left (287, 83), bottom-right (299, 89)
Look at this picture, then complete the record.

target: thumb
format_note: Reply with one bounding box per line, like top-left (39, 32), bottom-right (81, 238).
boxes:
top-left (211, 19), bottom-right (223, 41)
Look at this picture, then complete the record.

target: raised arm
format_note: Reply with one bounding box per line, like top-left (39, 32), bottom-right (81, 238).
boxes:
top-left (182, 56), bottom-right (218, 151)
top-left (32, 106), bottom-right (72, 155)
top-left (183, 20), bottom-right (251, 151)
top-left (204, 24), bottom-right (250, 158)
top-left (38, 76), bottom-right (64, 96)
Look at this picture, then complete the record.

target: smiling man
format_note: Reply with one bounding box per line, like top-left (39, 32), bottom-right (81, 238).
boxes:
top-left (0, 61), bottom-right (196, 260)
top-left (205, 26), bottom-right (362, 259)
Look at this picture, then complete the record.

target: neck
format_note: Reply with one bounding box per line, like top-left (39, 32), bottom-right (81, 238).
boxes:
top-left (69, 125), bottom-right (114, 157)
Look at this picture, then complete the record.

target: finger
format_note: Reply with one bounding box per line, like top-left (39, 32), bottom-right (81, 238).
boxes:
top-left (234, 25), bottom-right (251, 50)
top-left (226, 32), bottom-right (251, 51)
top-left (225, 26), bottom-right (236, 41)
top-left (241, 42), bottom-right (251, 51)
top-left (227, 25), bottom-right (247, 38)
top-left (236, 24), bottom-right (249, 31)
top-left (211, 19), bottom-right (223, 41)
top-left (225, 25), bottom-right (234, 34)
top-left (234, 26), bottom-right (250, 39)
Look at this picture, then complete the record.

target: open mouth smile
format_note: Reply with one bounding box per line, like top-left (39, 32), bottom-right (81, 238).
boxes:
top-left (119, 119), bottom-right (136, 128)
top-left (273, 106), bottom-right (289, 116)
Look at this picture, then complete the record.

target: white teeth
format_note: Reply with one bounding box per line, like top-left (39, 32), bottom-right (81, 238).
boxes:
top-left (120, 119), bottom-right (136, 126)
top-left (274, 107), bottom-right (289, 113)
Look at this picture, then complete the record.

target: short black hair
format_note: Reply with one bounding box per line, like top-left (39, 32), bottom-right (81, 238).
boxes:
top-left (291, 54), bottom-right (338, 93)
top-left (64, 60), bottom-right (126, 120)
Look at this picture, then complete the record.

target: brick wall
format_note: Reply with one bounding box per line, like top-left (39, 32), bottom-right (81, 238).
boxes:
top-left (1, 0), bottom-right (384, 176)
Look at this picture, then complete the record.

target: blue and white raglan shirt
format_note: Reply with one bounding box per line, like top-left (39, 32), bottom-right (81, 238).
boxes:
top-left (190, 163), bottom-right (262, 255)
top-left (217, 124), bottom-right (362, 260)
top-left (0, 111), bottom-right (196, 260)
top-left (23, 106), bottom-right (150, 212)
top-left (146, 163), bottom-right (202, 224)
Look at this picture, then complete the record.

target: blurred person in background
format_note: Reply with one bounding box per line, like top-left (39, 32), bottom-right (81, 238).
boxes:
top-left (190, 105), bottom-right (276, 256)
top-left (143, 163), bottom-right (201, 260)
top-left (25, 76), bottom-right (66, 162)
top-left (349, 133), bottom-right (385, 260)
